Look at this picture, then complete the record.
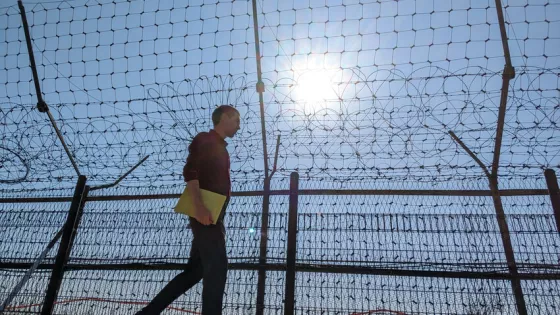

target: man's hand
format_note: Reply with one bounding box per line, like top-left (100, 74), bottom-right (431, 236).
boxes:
top-left (195, 205), bottom-right (213, 225)
top-left (186, 180), bottom-right (213, 225)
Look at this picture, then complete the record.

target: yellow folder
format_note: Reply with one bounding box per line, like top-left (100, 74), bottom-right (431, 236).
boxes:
top-left (174, 186), bottom-right (227, 224)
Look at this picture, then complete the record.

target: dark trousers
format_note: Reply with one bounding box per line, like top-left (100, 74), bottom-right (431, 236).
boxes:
top-left (137, 218), bottom-right (228, 315)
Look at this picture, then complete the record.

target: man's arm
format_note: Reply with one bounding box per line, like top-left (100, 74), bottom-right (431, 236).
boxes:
top-left (187, 179), bottom-right (213, 225)
top-left (183, 134), bottom-right (213, 225)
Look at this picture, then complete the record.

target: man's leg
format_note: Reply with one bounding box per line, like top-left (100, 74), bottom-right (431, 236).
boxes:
top-left (195, 220), bottom-right (228, 315)
top-left (136, 235), bottom-right (204, 314)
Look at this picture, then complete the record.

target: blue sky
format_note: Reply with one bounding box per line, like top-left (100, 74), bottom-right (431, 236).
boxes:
top-left (1, 0), bottom-right (559, 314)
top-left (0, 0), bottom-right (558, 192)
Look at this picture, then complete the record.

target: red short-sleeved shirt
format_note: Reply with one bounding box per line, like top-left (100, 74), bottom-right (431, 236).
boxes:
top-left (183, 130), bottom-right (231, 197)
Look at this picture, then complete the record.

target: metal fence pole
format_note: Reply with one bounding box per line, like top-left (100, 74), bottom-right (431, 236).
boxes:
top-left (41, 175), bottom-right (87, 315)
top-left (0, 229), bottom-right (63, 314)
top-left (544, 169), bottom-right (560, 233)
top-left (488, 0), bottom-right (528, 313)
top-left (488, 177), bottom-right (527, 315)
top-left (65, 185), bottom-right (90, 263)
top-left (256, 179), bottom-right (271, 315)
top-left (17, 0), bottom-right (47, 113)
top-left (18, 0), bottom-right (81, 176)
top-left (284, 172), bottom-right (299, 315)
top-left (448, 130), bottom-right (527, 314)
top-left (249, 0), bottom-right (271, 312)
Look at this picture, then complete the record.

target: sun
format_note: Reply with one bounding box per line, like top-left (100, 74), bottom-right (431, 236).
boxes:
top-left (295, 69), bottom-right (336, 106)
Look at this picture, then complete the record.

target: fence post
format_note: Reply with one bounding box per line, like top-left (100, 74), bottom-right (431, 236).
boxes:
top-left (487, 0), bottom-right (528, 312)
top-left (41, 175), bottom-right (88, 315)
top-left (488, 176), bottom-right (527, 315)
top-left (65, 185), bottom-right (90, 262)
top-left (19, 0), bottom-right (82, 177)
top-left (17, 0), bottom-right (47, 113)
top-left (248, 0), bottom-right (271, 311)
top-left (544, 169), bottom-right (560, 233)
top-left (284, 172), bottom-right (299, 315)
top-left (256, 181), bottom-right (271, 315)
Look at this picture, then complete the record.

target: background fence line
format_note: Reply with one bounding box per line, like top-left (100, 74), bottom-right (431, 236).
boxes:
top-left (1, 170), bottom-right (559, 314)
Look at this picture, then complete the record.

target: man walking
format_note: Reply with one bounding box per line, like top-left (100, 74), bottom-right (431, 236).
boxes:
top-left (137, 105), bottom-right (240, 315)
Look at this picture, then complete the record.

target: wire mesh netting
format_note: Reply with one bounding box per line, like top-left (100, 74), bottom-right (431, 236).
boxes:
top-left (1, 0), bottom-right (559, 314)
top-left (0, 0), bottom-right (558, 190)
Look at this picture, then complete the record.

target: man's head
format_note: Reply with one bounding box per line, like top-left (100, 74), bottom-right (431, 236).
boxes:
top-left (212, 105), bottom-right (240, 138)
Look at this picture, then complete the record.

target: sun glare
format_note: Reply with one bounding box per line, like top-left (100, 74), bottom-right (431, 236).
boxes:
top-left (295, 70), bottom-right (336, 106)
